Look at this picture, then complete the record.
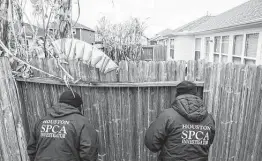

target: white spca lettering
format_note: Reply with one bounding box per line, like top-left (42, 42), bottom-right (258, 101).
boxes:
top-left (40, 120), bottom-right (69, 139)
top-left (41, 125), bottom-right (67, 134)
top-left (181, 124), bottom-right (211, 145)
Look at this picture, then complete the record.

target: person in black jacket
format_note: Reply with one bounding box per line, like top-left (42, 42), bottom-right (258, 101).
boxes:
top-left (27, 90), bottom-right (99, 161)
top-left (145, 81), bottom-right (215, 161)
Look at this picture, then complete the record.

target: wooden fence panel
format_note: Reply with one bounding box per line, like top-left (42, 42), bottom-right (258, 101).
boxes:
top-left (141, 46), bottom-right (153, 61)
top-left (153, 45), bottom-right (166, 61)
top-left (1, 57), bottom-right (261, 161)
top-left (0, 57), bottom-right (29, 161)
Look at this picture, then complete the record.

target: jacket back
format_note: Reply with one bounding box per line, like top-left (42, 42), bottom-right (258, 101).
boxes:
top-left (145, 94), bottom-right (215, 161)
top-left (27, 103), bottom-right (99, 161)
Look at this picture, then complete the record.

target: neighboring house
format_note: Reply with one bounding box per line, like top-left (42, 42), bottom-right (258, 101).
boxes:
top-left (49, 21), bottom-right (95, 44)
top-left (141, 35), bottom-right (150, 45)
top-left (72, 22), bottom-right (95, 44)
top-left (150, 16), bottom-right (213, 61)
top-left (192, 0), bottom-right (262, 65)
top-left (21, 21), bottom-right (95, 45)
top-left (152, 0), bottom-right (262, 64)
top-left (149, 29), bottom-right (173, 46)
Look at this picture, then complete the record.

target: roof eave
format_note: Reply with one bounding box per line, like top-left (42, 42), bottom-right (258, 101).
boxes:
top-left (167, 32), bottom-right (194, 37)
top-left (193, 20), bottom-right (262, 35)
top-left (73, 27), bottom-right (95, 32)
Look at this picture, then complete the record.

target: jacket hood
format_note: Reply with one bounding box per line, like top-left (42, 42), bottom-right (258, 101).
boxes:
top-left (172, 94), bottom-right (208, 122)
top-left (48, 103), bottom-right (82, 118)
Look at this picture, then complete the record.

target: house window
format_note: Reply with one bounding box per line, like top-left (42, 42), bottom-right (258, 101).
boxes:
top-left (213, 36), bottom-right (229, 63)
top-left (205, 37), bottom-right (210, 61)
top-left (214, 36), bottom-right (221, 53)
top-left (170, 39), bottom-right (174, 59)
top-left (213, 36), bottom-right (220, 63)
top-left (221, 36), bottom-right (229, 63)
top-left (245, 33), bottom-right (259, 58)
top-left (233, 35), bottom-right (243, 56)
top-left (195, 38), bottom-right (201, 60)
top-left (232, 33), bottom-right (259, 65)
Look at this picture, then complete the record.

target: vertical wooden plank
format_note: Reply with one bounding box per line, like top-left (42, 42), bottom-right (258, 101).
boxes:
top-left (158, 61), bottom-right (167, 81)
top-left (203, 62), bottom-right (213, 114)
top-left (187, 60), bottom-right (195, 81)
top-left (166, 61), bottom-right (176, 81)
top-left (0, 57), bottom-right (29, 161)
top-left (196, 59), bottom-right (205, 81)
top-left (107, 87), bottom-right (117, 161)
top-left (241, 65), bottom-right (258, 161)
top-left (128, 61), bottom-right (139, 82)
top-left (234, 65), bottom-right (249, 161)
top-left (176, 60), bottom-right (186, 81)
top-left (79, 61), bottom-right (89, 82)
top-left (119, 61), bottom-right (129, 82)
top-left (221, 63), bottom-right (234, 161)
top-left (250, 66), bottom-right (262, 161)
top-left (96, 87), bottom-right (108, 161)
top-left (148, 61), bottom-right (158, 82)
top-left (227, 64), bottom-right (243, 161)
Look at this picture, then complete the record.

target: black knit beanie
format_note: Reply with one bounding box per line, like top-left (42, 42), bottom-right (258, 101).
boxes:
top-left (176, 81), bottom-right (197, 97)
top-left (59, 90), bottom-right (83, 108)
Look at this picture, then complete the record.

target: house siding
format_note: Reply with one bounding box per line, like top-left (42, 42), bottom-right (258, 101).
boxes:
top-left (74, 28), bottom-right (95, 44)
top-left (166, 36), bottom-right (195, 61)
top-left (81, 29), bottom-right (95, 44)
top-left (195, 26), bottom-right (262, 65)
top-left (74, 29), bottom-right (81, 40)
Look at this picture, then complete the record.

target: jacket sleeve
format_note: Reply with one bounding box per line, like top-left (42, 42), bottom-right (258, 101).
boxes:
top-left (27, 122), bottom-right (39, 161)
top-left (144, 110), bottom-right (172, 153)
top-left (79, 124), bottom-right (99, 161)
top-left (209, 115), bottom-right (216, 145)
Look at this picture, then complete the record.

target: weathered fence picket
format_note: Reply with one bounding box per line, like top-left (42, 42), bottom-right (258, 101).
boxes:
top-left (0, 57), bottom-right (28, 161)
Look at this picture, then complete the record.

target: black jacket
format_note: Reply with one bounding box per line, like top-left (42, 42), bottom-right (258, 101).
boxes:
top-left (145, 94), bottom-right (215, 161)
top-left (27, 103), bottom-right (99, 161)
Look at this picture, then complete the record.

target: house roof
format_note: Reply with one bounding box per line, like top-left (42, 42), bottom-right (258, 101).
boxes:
top-left (173, 16), bottom-right (213, 33)
top-left (192, 0), bottom-right (262, 33)
top-left (72, 21), bottom-right (95, 32)
top-left (150, 15), bottom-right (213, 40)
top-left (156, 28), bottom-right (173, 36)
top-left (48, 21), bottom-right (95, 32)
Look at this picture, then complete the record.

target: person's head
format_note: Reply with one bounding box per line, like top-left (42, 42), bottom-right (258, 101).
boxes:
top-left (176, 81), bottom-right (197, 97)
top-left (59, 90), bottom-right (83, 111)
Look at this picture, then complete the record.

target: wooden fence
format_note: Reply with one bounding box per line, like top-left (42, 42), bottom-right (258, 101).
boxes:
top-left (1, 57), bottom-right (262, 161)
top-left (141, 45), bottom-right (167, 61)
top-left (0, 57), bottom-right (28, 161)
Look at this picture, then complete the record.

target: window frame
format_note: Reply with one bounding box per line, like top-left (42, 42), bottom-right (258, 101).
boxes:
top-left (232, 33), bottom-right (259, 65)
top-left (170, 38), bottom-right (174, 59)
top-left (213, 35), bottom-right (229, 63)
top-left (205, 37), bottom-right (211, 61)
top-left (195, 38), bottom-right (201, 60)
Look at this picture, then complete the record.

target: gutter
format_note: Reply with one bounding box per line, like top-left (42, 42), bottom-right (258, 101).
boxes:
top-left (192, 20), bottom-right (262, 35)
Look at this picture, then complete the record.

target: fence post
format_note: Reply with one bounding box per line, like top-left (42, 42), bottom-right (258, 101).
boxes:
top-left (0, 57), bottom-right (29, 161)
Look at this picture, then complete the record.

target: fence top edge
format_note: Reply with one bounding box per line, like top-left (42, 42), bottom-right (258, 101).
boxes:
top-left (16, 77), bottom-right (204, 87)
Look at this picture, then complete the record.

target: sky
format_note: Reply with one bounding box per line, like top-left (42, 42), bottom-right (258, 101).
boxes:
top-left (24, 0), bottom-right (249, 38)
